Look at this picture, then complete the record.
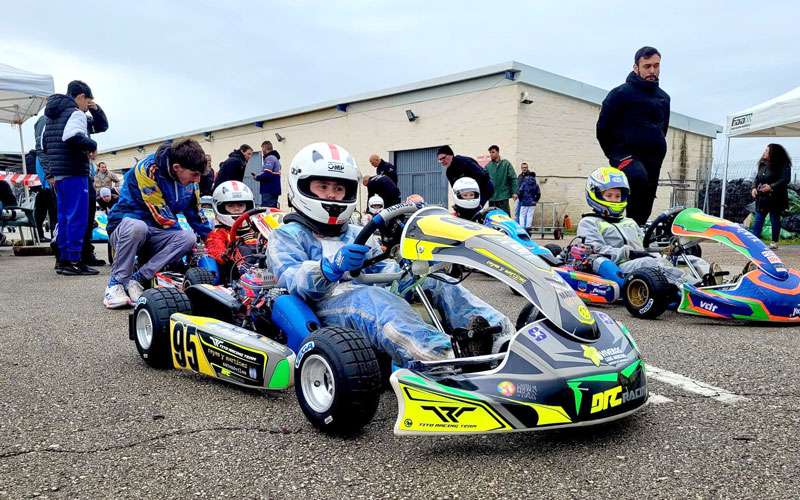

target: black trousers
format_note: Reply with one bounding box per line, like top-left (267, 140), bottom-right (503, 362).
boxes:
top-left (81, 183), bottom-right (96, 260)
top-left (34, 188), bottom-right (57, 238)
top-left (621, 158), bottom-right (662, 226)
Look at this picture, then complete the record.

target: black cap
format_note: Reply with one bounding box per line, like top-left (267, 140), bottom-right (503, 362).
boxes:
top-left (67, 80), bottom-right (93, 99)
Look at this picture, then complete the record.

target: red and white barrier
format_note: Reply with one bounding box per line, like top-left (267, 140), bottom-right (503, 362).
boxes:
top-left (0, 171), bottom-right (42, 187)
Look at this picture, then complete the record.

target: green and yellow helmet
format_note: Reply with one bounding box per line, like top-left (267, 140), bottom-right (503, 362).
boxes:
top-left (586, 166), bottom-right (629, 217)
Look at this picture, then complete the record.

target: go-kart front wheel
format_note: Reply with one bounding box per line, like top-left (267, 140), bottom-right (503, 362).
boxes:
top-left (295, 327), bottom-right (381, 434)
top-left (133, 288), bottom-right (191, 368)
top-left (622, 268), bottom-right (675, 319)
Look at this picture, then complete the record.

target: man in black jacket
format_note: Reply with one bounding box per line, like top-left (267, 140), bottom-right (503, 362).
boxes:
top-left (369, 154), bottom-right (398, 185)
top-left (363, 174), bottom-right (401, 208)
top-left (42, 80), bottom-right (107, 275)
top-left (213, 145), bottom-right (253, 188)
top-left (596, 46), bottom-right (670, 225)
top-left (437, 145), bottom-right (494, 207)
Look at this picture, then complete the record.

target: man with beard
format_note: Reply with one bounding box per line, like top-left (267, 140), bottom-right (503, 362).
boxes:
top-left (596, 46), bottom-right (670, 225)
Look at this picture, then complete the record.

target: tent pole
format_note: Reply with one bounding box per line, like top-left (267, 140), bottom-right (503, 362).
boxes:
top-left (18, 123), bottom-right (30, 205)
top-left (720, 135), bottom-right (731, 219)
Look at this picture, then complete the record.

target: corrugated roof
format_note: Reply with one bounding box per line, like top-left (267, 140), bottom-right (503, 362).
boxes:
top-left (101, 61), bottom-right (721, 153)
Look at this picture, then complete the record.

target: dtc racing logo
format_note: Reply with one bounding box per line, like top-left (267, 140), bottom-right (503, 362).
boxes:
top-left (591, 385), bottom-right (646, 414)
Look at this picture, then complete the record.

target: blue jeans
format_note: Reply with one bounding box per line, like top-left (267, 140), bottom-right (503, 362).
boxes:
top-left (751, 210), bottom-right (782, 242)
top-left (260, 192), bottom-right (279, 208)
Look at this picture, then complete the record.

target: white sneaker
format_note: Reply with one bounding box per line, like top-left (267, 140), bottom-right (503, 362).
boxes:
top-left (769, 242), bottom-right (779, 250)
top-left (104, 284), bottom-right (131, 309)
top-left (127, 280), bottom-right (145, 303)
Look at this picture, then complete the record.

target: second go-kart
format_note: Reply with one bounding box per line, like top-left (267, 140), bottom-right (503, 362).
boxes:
top-left (481, 208), bottom-right (620, 304)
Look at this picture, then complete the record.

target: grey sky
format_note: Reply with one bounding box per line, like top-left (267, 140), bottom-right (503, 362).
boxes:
top-left (2, 0), bottom-right (798, 171)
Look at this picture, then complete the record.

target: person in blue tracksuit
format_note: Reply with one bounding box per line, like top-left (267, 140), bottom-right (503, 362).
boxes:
top-left (267, 142), bottom-right (513, 368)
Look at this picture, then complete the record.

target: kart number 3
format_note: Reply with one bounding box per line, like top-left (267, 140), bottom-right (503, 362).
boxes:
top-left (173, 323), bottom-right (200, 371)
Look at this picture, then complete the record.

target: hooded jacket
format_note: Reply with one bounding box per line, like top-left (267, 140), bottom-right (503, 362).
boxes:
top-left (214, 149), bottom-right (248, 188)
top-left (41, 94), bottom-right (97, 177)
top-left (596, 72), bottom-right (671, 166)
top-left (106, 143), bottom-right (211, 237)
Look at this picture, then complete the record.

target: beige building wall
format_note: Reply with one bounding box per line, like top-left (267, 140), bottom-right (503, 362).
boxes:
top-left (98, 77), bottom-right (714, 226)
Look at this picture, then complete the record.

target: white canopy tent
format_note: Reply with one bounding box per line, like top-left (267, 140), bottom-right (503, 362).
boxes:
top-left (721, 85), bottom-right (800, 218)
top-left (0, 63), bottom-right (55, 202)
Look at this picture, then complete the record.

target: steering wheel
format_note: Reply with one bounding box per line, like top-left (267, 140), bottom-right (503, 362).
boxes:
top-left (229, 207), bottom-right (268, 241)
top-left (643, 206), bottom-right (701, 257)
top-left (350, 201), bottom-right (423, 277)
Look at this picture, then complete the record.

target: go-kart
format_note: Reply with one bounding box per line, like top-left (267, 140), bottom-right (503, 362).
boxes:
top-left (358, 203), bottom-right (647, 434)
top-left (632, 208), bottom-right (800, 322)
top-left (129, 201), bottom-right (648, 436)
top-left (481, 208), bottom-right (620, 304)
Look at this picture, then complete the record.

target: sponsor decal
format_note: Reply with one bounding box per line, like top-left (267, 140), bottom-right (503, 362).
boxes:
top-left (577, 304), bottom-right (592, 322)
top-left (420, 405), bottom-right (476, 423)
top-left (403, 418), bottom-right (413, 428)
top-left (497, 381), bottom-right (516, 396)
top-left (730, 113), bottom-right (752, 131)
top-left (527, 324), bottom-right (547, 342)
top-left (762, 250), bottom-right (781, 265)
top-left (699, 300), bottom-right (719, 313)
top-left (515, 383), bottom-right (538, 400)
top-left (598, 346), bottom-right (627, 365)
top-left (638, 298), bottom-right (654, 314)
top-left (136, 296), bottom-right (147, 306)
top-left (591, 386), bottom-right (621, 413)
top-left (582, 345), bottom-right (602, 367)
top-left (295, 341), bottom-right (315, 368)
top-left (791, 306), bottom-right (800, 318)
top-left (327, 162), bottom-right (344, 172)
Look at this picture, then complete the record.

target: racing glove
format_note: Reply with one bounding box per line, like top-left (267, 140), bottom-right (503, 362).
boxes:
top-left (321, 244), bottom-right (370, 282)
top-left (628, 249), bottom-right (652, 260)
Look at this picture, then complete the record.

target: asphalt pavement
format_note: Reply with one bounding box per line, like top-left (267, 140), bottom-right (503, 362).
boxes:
top-left (1, 241), bottom-right (799, 499)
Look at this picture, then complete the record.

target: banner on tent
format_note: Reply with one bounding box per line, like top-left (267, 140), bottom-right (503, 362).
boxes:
top-left (729, 113), bottom-right (752, 133)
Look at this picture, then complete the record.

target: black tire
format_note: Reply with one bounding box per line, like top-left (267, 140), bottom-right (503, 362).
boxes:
top-left (132, 288), bottom-right (192, 369)
top-left (622, 268), bottom-right (676, 319)
top-left (295, 327), bottom-right (381, 434)
top-left (515, 303), bottom-right (542, 330)
top-left (545, 243), bottom-right (562, 258)
top-left (183, 267), bottom-right (216, 290)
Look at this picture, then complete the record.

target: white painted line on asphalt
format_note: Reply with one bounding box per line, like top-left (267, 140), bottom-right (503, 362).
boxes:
top-left (648, 393), bottom-right (673, 404)
top-left (646, 365), bottom-right (748, 404)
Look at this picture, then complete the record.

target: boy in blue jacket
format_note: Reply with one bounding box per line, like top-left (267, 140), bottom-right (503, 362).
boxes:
top-left (104, 139), bottom-right (211, 308)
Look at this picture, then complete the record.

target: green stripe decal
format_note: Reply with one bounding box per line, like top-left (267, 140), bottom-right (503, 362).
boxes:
top-left (267, 358), bottom-right (291, 389)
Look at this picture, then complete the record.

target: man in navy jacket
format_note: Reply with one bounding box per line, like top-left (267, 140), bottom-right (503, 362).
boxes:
top-left (42, 80), bottom-right (107, 275)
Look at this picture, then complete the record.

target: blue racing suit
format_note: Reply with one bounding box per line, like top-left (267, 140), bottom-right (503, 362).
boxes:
top-left (267, 221), bottom-right (513, 367)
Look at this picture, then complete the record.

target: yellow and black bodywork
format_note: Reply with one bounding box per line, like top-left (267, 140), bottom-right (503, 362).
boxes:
top-left (392, 207), bottom-right (647, 434)
top-left (168, 313), bottom-right (295, 390)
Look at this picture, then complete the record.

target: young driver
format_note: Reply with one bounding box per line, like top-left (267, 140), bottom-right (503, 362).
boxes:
top-left (267, 143), bottom-right (514, 368)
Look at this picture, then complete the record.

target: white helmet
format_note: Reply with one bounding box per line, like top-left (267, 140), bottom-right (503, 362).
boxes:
top-left (212, 180), bottom-right (254, 227)
top-left (453, 177), bottom-right (481, 211)
top-left (287, 142), bottom-right (361, 234)
top-left (368, 195), bottom-right (384, 215)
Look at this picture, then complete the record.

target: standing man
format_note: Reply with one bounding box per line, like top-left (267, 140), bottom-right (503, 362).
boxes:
top-left (199, 154), bottom-right (215, 196)
top-left (369, 154), bottom-right (398, 185)
top-left (81, 151), bottom-right (105, 266)
top-left (596, 46), bottom-right (670, 225)
top-left (253, 140), bottom-right (281, 208)
top-left (516, 163), bottom-right (540, 230)
top-left (213, 144), bottom-right (253, 188)
top-left (437, 145), bottom-right (494, 207)
top-left (42, 80), bottom-right (107, 276)
top-left (485, 145), bottom-right (517, 214)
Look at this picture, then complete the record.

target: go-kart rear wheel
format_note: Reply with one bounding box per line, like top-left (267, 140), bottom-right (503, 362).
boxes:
top-left (133, 288), bottom-right (191, 369)
top-left (295, 327), bottom-right (381, 434)
top-left (515, 303), bottom-right (542, 330)
top-left (183, 267), bottom-right (216, 290)
top-left (622, 268), bottom-right (675, 319)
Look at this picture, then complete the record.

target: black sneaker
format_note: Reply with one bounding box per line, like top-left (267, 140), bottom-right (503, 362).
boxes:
top-left (59, 261), bottom-right (99, 276)
top-left (55, 260), bottom-right (65, 274)
top-left (83, 255), bottom-right (106, 266)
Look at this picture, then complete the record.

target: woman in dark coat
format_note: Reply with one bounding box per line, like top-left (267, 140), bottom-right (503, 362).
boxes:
top-left (750, 143), bottom-right (792, 249)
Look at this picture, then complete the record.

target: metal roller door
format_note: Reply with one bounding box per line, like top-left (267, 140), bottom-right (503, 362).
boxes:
top-left (394, 147), bottom-right (449, 207)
